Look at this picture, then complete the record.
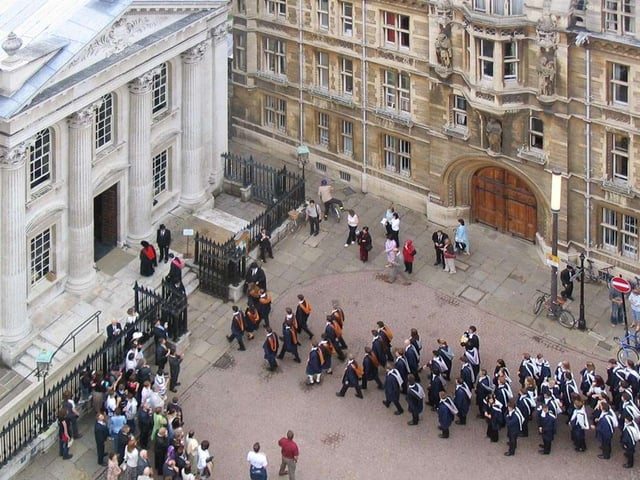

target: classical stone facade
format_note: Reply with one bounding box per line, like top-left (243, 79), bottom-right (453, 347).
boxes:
top-left (0, 0), bottom-right (228, 361)
top-left (230, 0), bottom-right (640, 272)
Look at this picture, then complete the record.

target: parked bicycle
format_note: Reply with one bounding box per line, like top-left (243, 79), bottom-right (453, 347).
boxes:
top-left (579, 258), bottom-right (614, 286)
top-left (329, 202), bottom-right (342, 223)
top-left (532, 289), bottom-right (576, 329)
top-left (615, 332), bottom-right (640, 364)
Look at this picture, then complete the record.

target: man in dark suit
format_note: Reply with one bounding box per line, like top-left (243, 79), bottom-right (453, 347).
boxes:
top-left (94, 413), bottom-right (109, 466)
top-left (156, 224), bottom-right (172, 263)
top-left (106, 319), bottom-right (123, 341)
top-left (246, 261), bottom-right (267, 291)
top-left (432, 230), bottom-right (448, 269)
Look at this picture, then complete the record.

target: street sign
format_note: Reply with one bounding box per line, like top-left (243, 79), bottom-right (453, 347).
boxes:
top-left (546, 253), bottom-right (559, 268)
top-left (611, 277), bottom-right (632, 294)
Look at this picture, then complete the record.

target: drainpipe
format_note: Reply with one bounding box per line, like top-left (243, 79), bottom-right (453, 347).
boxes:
top-left (360, 0), bottom-right (368, 192)
top-left (298, 0), bottom-right (304, 146)
top-left (575, 32), bottom-right (591, 255)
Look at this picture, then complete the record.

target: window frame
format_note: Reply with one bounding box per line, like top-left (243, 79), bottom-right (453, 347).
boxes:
top-left (478, 39), bottom-right (495, 80)
top-left (473, 0), bottom-right (523, 15)
top-left (600, 207), bottom-right (639, 259)
top-left (341, 120), bottom-right (353, 156)
top-left (263, 37), bottom-right (286, 76)
top-left (317, 0), bottom-right (329, 30)
top-left (503, 41), bottom-right (519, 81)
top-left (382, 70), bottom-right (410, 115)
top-left (341, 2), bottom-right (354, 37)
top-left (452, 95), bottom-right (468, 130)
top-left (30, 227), bottom-right (53, 286)
top-left (529, 116), bottom-right (544, 151)
top-left (317, 112), bottom-right (330, 146)
top-left (604, 0), bottom-right (635, 35)
top-left (382, 11), bottom-right (410, 50)
top-left (610, 63), bottom-right (629, 105)
top-left (152, 149), bottom-right (169, 198)
top-left (234, 32), bottom-right (247, 71)
top-left (609, 132), bottom-right (630, 182)
top-left (383, 134), bottom-right (411, 177)
top-left (341, 58), bottom-right (353, 96)
top-left (265, 0), bottom-right (286, 17)
top-left (152, 63), bottom-right (168, 117)
top-left (95, 93), bottom-right (114, 151)
top-left (317, 51), bottom-right (329, 90)
top-left (264, 95), bottom-right (287, 132)
top-left (29, 128), bottom-right (52, 190)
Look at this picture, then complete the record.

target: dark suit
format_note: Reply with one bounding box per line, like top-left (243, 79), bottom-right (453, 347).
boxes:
top-left (106, 322), bottom-right (123, 341)
top-left (157, 227), bottom-right (172, 263)
top-left (246, 266), bottom-right (267, 291)
top-left (94, 420), bottom-right (109, 465)
top-left (432, 231), bottom-right (448, 268)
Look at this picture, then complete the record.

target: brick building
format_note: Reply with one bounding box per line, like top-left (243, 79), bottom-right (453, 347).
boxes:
top-left (0, 0), bottom-right (229, 363)
top-left (230, 0), bottom-right (639, 272)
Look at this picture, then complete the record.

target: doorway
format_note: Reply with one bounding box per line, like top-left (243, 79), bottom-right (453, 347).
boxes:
top-left (472, 167), bottom-right (537, 241)
top-left (94, 184), bottom-right (118, 261)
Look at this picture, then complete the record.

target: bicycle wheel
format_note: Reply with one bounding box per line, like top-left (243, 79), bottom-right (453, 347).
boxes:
top-left (533, 296), bottom-right (545, 316)
top-left (617, 346), bottom-right (640, 364)
top-left (333, 205), bottom-right (341, 223)
top-left (558, 310), bottom-right (576, 329)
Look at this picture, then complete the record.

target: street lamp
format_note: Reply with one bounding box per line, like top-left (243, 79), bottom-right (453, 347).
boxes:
top-left (35, 349), bottom-right (53, 422)
top-left (578, 252), bottom-right (586, 330)
top-left (549, 170), bottom-right (562, 315)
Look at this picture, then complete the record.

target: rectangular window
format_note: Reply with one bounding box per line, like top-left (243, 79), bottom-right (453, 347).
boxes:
top-left (610, 133), bottom-right (629, 181)
top-left (601, 208), bottom-right (639, 259)
top-left (264, 37), bottom-right (286, 76)
top-left (237, 0), bottom-right (246, 13)
top-left (265, 0), bottom-right (286, 16)
top-left (383, 134), bottom-right (411, 177)
top-left (152, 150), bottom-right (168, 197)
top-left (318, 112), bottom-right (329, 146)
top-left (452, 95), bottom-right (468, 129)
top-left (479, 39), bottom-right (494, 79)
top-left (341, 120), bottom-right (353, 155)
top-left (610, 63), bottom-right (629, 105)
top-left (473, 0), bottom-right (487, 12)
top-left (95, 93), bottom-right (113, 151)
top-left (341, 58), bottom-right (353, 95)
top-left (30, 128), bottom-right (51, 189)
top-left (529, 116), bottom-right (544, 150)
top-left (317, 51), bottom-right (329, 89)
top-left (317, 0), bottom-right (329, 30)
top-left (234, 32), bottom-right (247, 71)
top-left (604, 0), bottom-right (635, 35)
top-left (383, 70), bottom-right (410, 114)
top-left (152, 63), bottom-right (168, 116)
top-left (475, 0), bottom-right (523, 15)
top-left (341, 2), bottom-right (353, 36)
top-left (30, 227), bottom-right (52, 286)
top-left (382, 11), bottom-right (410, 49)
top-left (503, 41), bottom-right (518, 80)
top-left (264, 95), bottom-right (287, 131)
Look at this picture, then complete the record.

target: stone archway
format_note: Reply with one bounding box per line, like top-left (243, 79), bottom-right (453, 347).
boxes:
top-left (472, 166), bottom-right (537, 241)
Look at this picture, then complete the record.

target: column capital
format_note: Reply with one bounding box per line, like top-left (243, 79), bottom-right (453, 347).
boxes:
top-left (210, 24), bottom-right (228, 45)
top-left (0, 143), bottom-right (28, 168)
top-left (129, 68), bottom-right (160, 95)
top-left (181, 41), bottom-right (208, 64)
top-left (69, 100), bottom-right (103, 128)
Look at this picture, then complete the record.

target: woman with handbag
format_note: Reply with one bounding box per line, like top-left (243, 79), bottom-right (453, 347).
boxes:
top-left (357, 226), bottom-right (372, 262)
top-left (442, 238), bottom-right (456, 274)
top-left (57, 408), bottom-right (72, 460)
top-left (106, 452), bottom-right (121, 480)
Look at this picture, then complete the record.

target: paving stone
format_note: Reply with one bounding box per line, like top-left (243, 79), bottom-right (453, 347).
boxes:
top-left (459, 286), bottom-right (486, 304)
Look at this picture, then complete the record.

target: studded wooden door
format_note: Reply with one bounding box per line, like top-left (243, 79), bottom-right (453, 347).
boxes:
top-left (472, 167), bottom-right (537, 241)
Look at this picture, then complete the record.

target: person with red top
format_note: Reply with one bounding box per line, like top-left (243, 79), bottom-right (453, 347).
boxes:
top-left (277, 430), bottom-right (299, 479)
top-left (139, 241), bottom-right (157, 277)
top-left (402, 239), bottom-right (417, 274)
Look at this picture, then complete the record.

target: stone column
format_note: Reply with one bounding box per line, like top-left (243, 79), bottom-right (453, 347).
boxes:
top-left (67, 104), bottom-right (98, 294)
top-left (127, 71), bottom-right (156, 245)
top-left (210, 25), bottom-right (229, 193)
top-left (0, 145), bottom-right (30, 343)
top-left (180, 42), bottom-right (208, 208)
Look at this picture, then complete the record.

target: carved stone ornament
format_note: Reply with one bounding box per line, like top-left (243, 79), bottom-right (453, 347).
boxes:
top-left (536, 0), bottom-right (558, 51)
top-left (129, 70), bottom-right (157, 94)
top-left (434, 0), bottom-right (453, 27)
top-left (0, 143), bottom-right (28, 167)
top-left (181, 42), bottom-right (208, 64)
top-left (435, 29), bottom-right (453, 70)
top-left (69, 101), bottom-right (103, 128)
top-left (486, 118), bottom-right (503, 153)
top-left (211, 23), bottom-right (228, 44)
top-left (537, 54), bottom-right (556, 97)
top-left (2, 32), bottom-right (22, 57)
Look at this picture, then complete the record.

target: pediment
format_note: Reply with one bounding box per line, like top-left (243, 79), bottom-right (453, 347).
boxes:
top-left (49, 9), bottom-right (197, 85)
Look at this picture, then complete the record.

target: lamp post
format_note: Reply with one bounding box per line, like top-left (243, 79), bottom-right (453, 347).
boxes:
top-left (578, 252), bottom-right (586, 330)
top-left (549, 169), bottom-right (562, 316)
top-left (36, 349), bottom-right (53, 422)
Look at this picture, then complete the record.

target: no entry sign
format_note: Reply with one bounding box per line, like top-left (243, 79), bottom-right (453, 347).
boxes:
top-left (612, 276), bottom-right (632, 294)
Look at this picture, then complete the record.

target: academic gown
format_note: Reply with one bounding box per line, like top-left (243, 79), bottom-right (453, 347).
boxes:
top-left (454, 386), bottom-right (471, 417)
top-left (384, 372), bottom-right (401, 405)
top-left (407, 384), bottom-right (425, 415)
top-left (438, 400), bottom-right (454, 429)
top-left (306, 348), bottom-right (323, 376)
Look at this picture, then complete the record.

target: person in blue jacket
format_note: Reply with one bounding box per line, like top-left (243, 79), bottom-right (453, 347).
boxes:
top-left (438, 391), bottom-right (458, 438)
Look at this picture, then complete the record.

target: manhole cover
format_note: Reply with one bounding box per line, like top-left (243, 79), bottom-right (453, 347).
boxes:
top-left (342, 186), bottom-right (356, 196)
top-left (597, 341), bottom-right (613, 351)
top-left (436, 293), bottom-right (460, 307)
top-left (213, 353), bottom-right (235, 369)
top-left (321, 431), bottom-right (345, 448)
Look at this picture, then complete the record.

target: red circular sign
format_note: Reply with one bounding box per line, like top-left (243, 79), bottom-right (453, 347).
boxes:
top-left (612, 277), bottom-right (632, 294)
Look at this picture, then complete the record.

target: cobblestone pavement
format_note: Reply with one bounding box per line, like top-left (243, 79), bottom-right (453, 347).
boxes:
top-left (15, 138), bottom-right (635, 479)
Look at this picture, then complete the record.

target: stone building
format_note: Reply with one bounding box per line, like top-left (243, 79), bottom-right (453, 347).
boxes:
top-left (230, 0), bottom-right (640, 272)
top-left (0, 0), bottom-right (229, 363)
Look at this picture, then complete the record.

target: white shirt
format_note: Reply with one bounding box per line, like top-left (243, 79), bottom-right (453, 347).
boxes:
top-left (247, 450), bottom-right (268, 468)
top-left (347, 213), bottom-right (358, 227)
top-left (629, 291), bottom-right (640, 312)
top-left (390, 217), bottom-right (400, 232)
top-left (197, 446), bottom-right (212, 470)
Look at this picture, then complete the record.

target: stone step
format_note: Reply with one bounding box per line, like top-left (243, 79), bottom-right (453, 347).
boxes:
top-left (12, 362), bottom-right (35, 380)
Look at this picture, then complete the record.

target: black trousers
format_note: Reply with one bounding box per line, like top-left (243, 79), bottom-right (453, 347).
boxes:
top-left (96, 440), bottom-right (106, 464)
top-left (561, 282), bottom-right (574, 299)
top-left (384, 398), bottom-right (403, 413)
top-left (339, 382), bottom-right (362, 397)
top-left (309, 216), bottom-right (319, 235)
top-left (624, 448), bottom-right (635, 467)
top-left (158, 244), bottom-right (170, 262)
top-left (507, 433), bottom-right (518, 454)
top-left (259, 242), bottom-right (273, 261)
top-left (601, 440), bottom-right (611, 459)
top-left (541, 438), bottom-right (552, 454)
top-left (362, 375), bottom-right (383, 389)
top-left (434, 246), bottom-right (445, 266)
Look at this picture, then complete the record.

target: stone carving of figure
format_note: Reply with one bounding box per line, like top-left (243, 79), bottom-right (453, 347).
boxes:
top-left (537, 56), bottom-right (556, 96)
top-left (435, 31), bottom-right (452, 69)
top-left (486, 118), bottom-right (502, 152)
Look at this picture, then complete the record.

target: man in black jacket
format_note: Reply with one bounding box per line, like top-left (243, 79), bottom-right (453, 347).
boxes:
top-left (94, 413), bottom-right (109, 466)
top-left (157, 224), bottom-right (172, 263)
top-left (432, 230), bottom-right (448, 269)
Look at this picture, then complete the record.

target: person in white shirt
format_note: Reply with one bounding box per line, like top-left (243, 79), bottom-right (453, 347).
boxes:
top-left (247, 442), bottom-right (268, 480)
top-left (345, 210), bottom-right (359, 247)
top-left (197, 440), bottom-right (214, 479)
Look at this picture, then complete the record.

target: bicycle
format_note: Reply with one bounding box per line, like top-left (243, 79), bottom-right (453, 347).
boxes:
top-left (581, 258), bottom-right (614, 286)
top-left (614, 332), bottom-right (640, 364)
top-left (532, 289), bottom-right (576, 329)
top-left (324, 201), bottom-right (342, 223)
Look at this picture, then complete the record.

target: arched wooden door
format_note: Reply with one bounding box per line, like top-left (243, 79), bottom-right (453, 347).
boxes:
top-left (472, 167), bottom-right (537, 241)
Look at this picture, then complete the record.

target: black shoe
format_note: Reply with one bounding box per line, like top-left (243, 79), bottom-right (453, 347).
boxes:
top-left (433, 262), bottom-right (439, 266)
top-left (382, 401), bottom-right (390, 408)
top-left (455, 420), bottom-right (466, 425)
top-left (504, 452), bottom-right (514, 457)
top-left (538, 450), bottom-right (549, 455)
top-left (175, 382), bottom-right (181, 386)
top-left (170, 388), bottom-right (178, 392)
top-left (394, 410), bottom-right (404, 415)
top-left (538, 444), bottom-right (545, 448)
top-left (575, 447), bottom-right (586, 452)
top-left (597, 454), bottom-right (610, 460)
top-left (438, 434), bottom-right (449, 439)
top-left (408, 421), bottom-right (418, 426)
top-left (335, 392), bottom-right (345, 397)
top-left (226, 335), bottom-right (233, 343)
top-left (238, 346), bottom-right (246, 351)
top-left (294, 358), bottom-right (301, 363)
top-left (624, 464), bottom-right (633, 469)
top-left (361, 385), bottom-right (367, 390)
top-left (355, 393), bottom-right (363, 399)
top-left (63, 455), bottom-right (73, 460)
